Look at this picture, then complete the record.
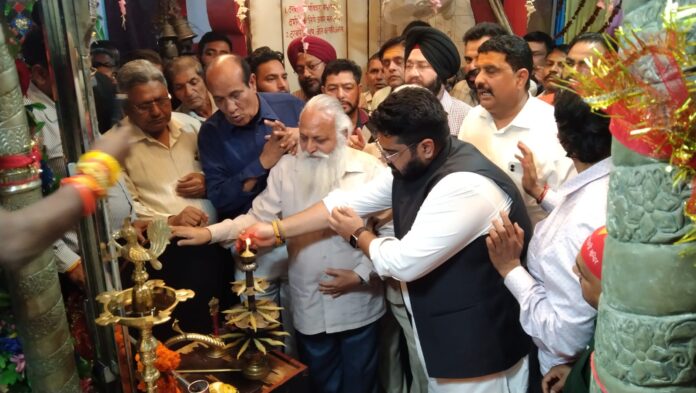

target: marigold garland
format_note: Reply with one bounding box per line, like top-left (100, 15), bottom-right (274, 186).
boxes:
top-left (135, 342), bottom-right (182, 393)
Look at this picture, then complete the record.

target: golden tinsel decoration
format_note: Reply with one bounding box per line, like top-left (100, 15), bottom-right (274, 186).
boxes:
top-left (570, 4), bottom-right (696, 243)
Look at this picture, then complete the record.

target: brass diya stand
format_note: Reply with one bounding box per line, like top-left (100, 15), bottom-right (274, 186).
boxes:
top-left (221, 240), bottom-right (288, 381)
top-left (95, 219), bottom-right (195, 392)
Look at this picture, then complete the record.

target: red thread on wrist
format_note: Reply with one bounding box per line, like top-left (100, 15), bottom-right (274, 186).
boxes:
top-left (536, 184), bottom-right (549, 204)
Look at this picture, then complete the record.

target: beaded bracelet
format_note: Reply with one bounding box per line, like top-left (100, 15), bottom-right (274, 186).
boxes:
top-left (61, 177), bottom-right (97, 216)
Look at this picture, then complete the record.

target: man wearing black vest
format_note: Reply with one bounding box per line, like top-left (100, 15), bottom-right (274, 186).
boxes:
top-left (243, 87), bottom-right (532, 392)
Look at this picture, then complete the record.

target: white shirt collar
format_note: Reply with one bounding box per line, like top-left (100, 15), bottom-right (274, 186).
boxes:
top-left (558, 157), bottom-right (612, 197)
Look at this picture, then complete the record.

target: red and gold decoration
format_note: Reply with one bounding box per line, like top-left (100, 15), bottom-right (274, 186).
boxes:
top-left (570, 4), bottom-right (696, 242)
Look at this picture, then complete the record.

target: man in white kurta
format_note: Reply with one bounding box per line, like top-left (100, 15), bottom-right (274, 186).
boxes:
top-left (173, 95), bottom-right (386, 393)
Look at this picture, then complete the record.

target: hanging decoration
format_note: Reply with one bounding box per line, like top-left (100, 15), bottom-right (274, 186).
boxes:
top-left (118, 0), bottom-right (127, 28)
top-left (525, 0), bottom-right (536, 23)
top-left (570, 4), bottom-right (696, 242)
top-left (235, 0), bottom-right (248, 22)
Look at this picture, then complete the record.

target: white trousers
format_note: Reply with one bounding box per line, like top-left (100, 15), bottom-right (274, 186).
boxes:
top-left (427, 355), bottom-right (529, 393)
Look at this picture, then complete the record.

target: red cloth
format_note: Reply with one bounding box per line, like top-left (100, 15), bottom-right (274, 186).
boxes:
top-left (580, 226), bottom-right (607, 279)
top-left (286, 35), bottom-right (337, 70)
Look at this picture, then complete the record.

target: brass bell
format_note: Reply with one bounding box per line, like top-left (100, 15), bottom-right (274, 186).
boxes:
top-left (160, 20), bottom-right (177, 39)
top-left (173, 17), bottom-right (197, 41)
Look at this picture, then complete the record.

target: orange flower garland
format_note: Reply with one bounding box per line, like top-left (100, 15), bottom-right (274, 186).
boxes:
top-left (135, 342), bottom-right (182, 393)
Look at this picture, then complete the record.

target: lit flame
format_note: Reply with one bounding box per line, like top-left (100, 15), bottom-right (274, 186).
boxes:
top-left (245, 237), bottom-right (251, 251)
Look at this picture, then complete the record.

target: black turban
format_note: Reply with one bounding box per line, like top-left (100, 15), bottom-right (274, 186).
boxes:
top-left (404, 26), bottom-right (461, 81)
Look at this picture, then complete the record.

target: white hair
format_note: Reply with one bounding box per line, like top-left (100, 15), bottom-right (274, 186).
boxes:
top-left (302, 94), bottom-right (353, 139)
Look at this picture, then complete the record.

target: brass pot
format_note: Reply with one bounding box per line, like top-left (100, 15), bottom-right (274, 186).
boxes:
top-left (241, 350), bottom-right (270, 381)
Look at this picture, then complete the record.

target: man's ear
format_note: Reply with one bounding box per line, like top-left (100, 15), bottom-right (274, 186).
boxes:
top-left (418, 138), bottom-right (436, 160)
top-left (321, 85), bottom-right (326, 93)
top-left (248, 73), bottom-right (257, 91)
top-left (516, 68), bottom-right (530, 90)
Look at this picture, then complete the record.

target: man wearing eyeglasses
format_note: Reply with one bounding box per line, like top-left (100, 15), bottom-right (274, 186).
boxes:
top-left (287, 35), bottom-right (337, 101)
top-left (243, 87), bottom-right (533, 392)
top-left (108, 59), bottom-right (234, 338)
top-left (404, 27), bottom-right (471, 136)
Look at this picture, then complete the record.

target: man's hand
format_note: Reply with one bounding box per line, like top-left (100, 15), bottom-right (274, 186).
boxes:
top-left (66, 260), bottom-right (85, 288)
top-left (93, 121), bottom-right (132, 163)
top-left (133, 219), bottom-right (150, 244)
top-left (281, 126), bottom-right (300, 155)
top-left (515, 141), bottom-right (544, 200)
top-left (318, 268), bottom-right (362, 298)
top-left (328, 207), bottom-right (364, 240)
top-left (176, 173), bottom-right (206, 198)
top-left (260, 120), bottom-right (296, 169)
top-left (167, 206), bottom-right (209, 227)
top-left (542, 363), bottom-right (572, 393)
top-left (171, 225), bottom-right (212, 246)
top-left (238, 222), bottom-right (276, 249)
top-left (485, 211), bottom-right (524, 278)
top-left (348, 128), bottom-right (366, 151)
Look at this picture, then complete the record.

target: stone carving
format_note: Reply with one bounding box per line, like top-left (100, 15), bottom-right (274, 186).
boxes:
top-left (608, 164), bottom-right (691, 244)
top-left (595, 304), bottom-right (696, 386)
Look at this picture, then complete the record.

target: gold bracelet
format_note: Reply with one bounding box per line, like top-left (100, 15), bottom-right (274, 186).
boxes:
top-left (271, 220), bottom-right (285, 246)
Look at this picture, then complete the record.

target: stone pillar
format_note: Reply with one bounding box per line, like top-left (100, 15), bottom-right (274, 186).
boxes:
top-left (592, 1), bottom-right (696, 392)
top-left (0, 15), bottom-right (80, 393)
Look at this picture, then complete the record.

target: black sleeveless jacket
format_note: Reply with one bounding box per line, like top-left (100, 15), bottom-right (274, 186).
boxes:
top-left (392, 136), bottom-right (532, 378)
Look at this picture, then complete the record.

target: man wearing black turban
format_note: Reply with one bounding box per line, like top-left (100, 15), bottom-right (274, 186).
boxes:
top-left (404, 27), bottom-right (471, 136)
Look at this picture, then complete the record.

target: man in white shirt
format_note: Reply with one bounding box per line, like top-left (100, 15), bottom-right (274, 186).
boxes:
top-left (109, 59), bottom-right (233, 337)
top-left (458, 35), bottom-right (574, 225)
top-left (242, 87), bottom-right (533, 393)
top-left (404, 26), bottom-right (471, 136)
top-left (172, 95), bottom-right (385, 393)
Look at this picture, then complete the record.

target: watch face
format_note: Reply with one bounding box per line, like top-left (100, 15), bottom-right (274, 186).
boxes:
top-left (350, 234), bottom-right (358, 248)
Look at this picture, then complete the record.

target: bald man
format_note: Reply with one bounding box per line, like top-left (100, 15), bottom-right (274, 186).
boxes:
top-left (200, 54), bottom-right (304, 220)
top-left (199, 55), bottom-right (305, 354)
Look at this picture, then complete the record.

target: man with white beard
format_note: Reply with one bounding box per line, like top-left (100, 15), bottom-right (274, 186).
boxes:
top-left (171, 94), bottom-right (386, 393)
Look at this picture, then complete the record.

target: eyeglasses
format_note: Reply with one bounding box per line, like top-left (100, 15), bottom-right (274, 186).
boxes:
top-left (375, 138), bottom-right (416, 162)
top-left (295, 61), bottom-right (323, 74)
top-left (131, 96), bottom-right (171, 114)
top-left (404, 61), bottom-right (433, 72)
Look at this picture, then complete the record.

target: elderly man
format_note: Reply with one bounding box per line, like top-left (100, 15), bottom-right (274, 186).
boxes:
top-left (286, 35), bottom-right (337, 101)
top-left (360, 53), bottom-right (387, 113)
top-left (564, 32), bottom-right (612, 79)
top-left (247, 46), bottom-right (290, 93)
top-left (108, 59), bottom-right (233, 336)
top-left (458, 36), bottom-right (574, 226)
top-left (173, 95), bottom-right (385, 393)
top-left (200, 54), bottom-right (304, 349)
top-left (404, 26), bottom-right (471, 135)
top-left (165, 56), bottom-right (217, 122)
top-left (243, 87), bottom-right (533, 393)
top-left (200, 54), bottom-right (304, 220)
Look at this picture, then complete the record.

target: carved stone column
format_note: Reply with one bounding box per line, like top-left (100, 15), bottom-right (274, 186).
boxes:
top-left (592, 1), bottom-right (696, 392)
top-left (0, 15), bottom-right (80, 393)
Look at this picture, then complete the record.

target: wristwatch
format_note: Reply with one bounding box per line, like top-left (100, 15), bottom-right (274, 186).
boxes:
top-left (349, 226), bottom-right (369, 248)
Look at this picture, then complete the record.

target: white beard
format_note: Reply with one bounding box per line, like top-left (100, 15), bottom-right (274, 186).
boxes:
top-left (295, 140), bottom-right (348, 208)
